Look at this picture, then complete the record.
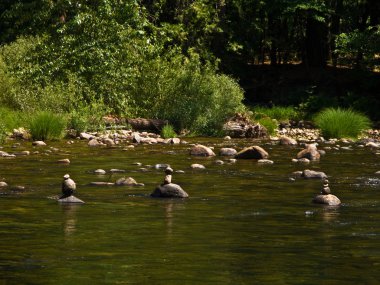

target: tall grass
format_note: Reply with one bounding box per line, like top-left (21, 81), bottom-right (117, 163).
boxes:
top-left (257, 117), bottom-right (278, 136)
top-left (161, 124), bottom-right (177, 139)
top-left (252, 106), bottom-right (302, 122)
top-left (314, 108), bottom-right (371, 139)
top-left (29, 111), bottom-right (67, 140)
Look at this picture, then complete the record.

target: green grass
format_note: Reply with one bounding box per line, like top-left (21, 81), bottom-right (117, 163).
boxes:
top-left (257, 117), bottom-right (278, 136)
top-left (161, 124), bottom-right (177, 139)
top-left (314, 108), bottom-right (371, 139)
top-left (29, 111), bottom-right (67, 140)
top-left (251, 106), bottom-right (302, 122)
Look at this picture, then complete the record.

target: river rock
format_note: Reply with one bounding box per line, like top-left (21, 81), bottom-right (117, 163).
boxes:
top-left (88, 139), bottom-right (101, 147)
top-left (279, 136), bottom-right (297, 145)
top-left (115, 177), bottom-right (139, 186)
top-left (58, 195), bottom-right (85, 204)
top-left (80, 132), bottom-right (94, 140)
top-left (132, 133), bottom-right (141, 143)
top-left (109, 169), bottom-right (126, 173)
top-left (223, 113), bottom-right (268, 138)
top-left (215, 160), bottom-right (224, 165)
top-left (219, 148), bottom-right (237, 156)
top-left (312, 194), bottom-right (341, 206)
top-left (164, 138), bottom-right (181, 144)
top-left (0, 181), bottom-right (8, 187)
top-left (94, 169), bottom-right (107, 174)
top-left (297, 144), bottom-right (320, 160)
top-left (32, 141), bottom-right (46, 146)
top-left (302, 169), bottom-right (327, 179)
top-left (191, 163), bottom-right (206, 169)
top-left (235, 146), bottom-right (269, 159)
top-left (103, 138), bottom-right (115, 146)
top-left (14, 151), bottom-right (30, 156)
top-left (151, 183), bottom-right (189, 198)
top-left (155, 163), bottom-right (170, 169)
top-left (89, 182), bottom-right (115, 186)
top-left (57, 158), bottom-right (70, 164)
top-left (257, 159), bottom-right (274, 164)
top-left (190, 144), bottom-right (215, 156)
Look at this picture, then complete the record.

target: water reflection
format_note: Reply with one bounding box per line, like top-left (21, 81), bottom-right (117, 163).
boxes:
top-left (61, 204), bottom-right (80, 238)
top-left (321, 206), bottom-right (341, 223)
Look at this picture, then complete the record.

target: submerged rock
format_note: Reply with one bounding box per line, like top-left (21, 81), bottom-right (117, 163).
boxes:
top-left (151, 183), bottom-right (189, 198)
top-left (58, 195), bottom-right (85, 204)
top-left (302, 169), bottom-right (327, 179)
top-left (312, 194), bottom-right (341, 206)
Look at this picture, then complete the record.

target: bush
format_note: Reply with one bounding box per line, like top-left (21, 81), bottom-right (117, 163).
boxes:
top-left (161, 124), bottom-right (177, 139)
top-left (314, 108), bottom-right (371, 139)
top-left (29, 111), bottom-right (67, 140)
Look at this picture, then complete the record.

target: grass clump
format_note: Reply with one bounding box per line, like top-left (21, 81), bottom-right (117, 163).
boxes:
top-left (29, 111), bottom-right (67, 141)
top-left (161, 124), bottom-right (177, 139)
top-left (257, 117), bottom-right (278, 136)
top-left (314, 108), bottom-right (371, 139)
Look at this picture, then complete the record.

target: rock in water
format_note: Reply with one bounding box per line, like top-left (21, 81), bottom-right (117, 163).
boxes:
top-left (312, 194), bottom-right (341, 206)
top-left (58, 195), bottom-right (85, 204)
top-left (235, 146), bottom-right (269, 159)
top-left (151, 183), bottom-right (189, 198)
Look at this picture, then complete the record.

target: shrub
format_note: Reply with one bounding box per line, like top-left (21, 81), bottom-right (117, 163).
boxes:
top-left (28, 111), bottom-right (67, 140)
top-left (314, 108), bottom-right (371, 139)
top-left (161, 124), bottom-right (177, 139)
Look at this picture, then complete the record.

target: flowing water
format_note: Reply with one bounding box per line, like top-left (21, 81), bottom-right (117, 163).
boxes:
top-left (0, 138), bottom-right (379, 284)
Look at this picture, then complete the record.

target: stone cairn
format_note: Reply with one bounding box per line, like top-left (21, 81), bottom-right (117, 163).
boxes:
top-left (58, 174), bottom-right (84, 204)
top-left (312, 178), bottom-right (341, 206)
top-left (150, 167), bottom-right (189, 198)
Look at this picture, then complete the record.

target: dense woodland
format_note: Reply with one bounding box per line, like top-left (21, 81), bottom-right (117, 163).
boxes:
top-left (0, 0), bottom-right (380, 135)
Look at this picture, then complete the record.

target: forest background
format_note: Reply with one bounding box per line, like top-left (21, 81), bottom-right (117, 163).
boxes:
top-left (0, 0), bottom-right (379, 136)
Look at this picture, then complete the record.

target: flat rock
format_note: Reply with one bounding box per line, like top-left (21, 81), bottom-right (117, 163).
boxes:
top-left (94, 169), bottom-right (107, 174)
top-left (115, 177), bottom-right (138, 186)
top-left (302, 169), bottom-right (327, 179)
top-left (312, 194), bottom-right (341, 206)
top-left (257, 159), bottom-right (274, 164)
top-left (80, 132), bottom-right (94, 140)
top-left (151, 183), bottom-right (189, 198)
top-left (191, 163), bottom-right (206, 169)
top-left (58, 195), bottom-right (85, 204)
top-left (57, 158), bottom-right (70, 164)
top-left (89, 182), bottom-right (115, 186)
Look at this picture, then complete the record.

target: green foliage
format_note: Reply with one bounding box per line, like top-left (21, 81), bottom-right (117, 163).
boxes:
top-left (257, 117), bottom-right (278, 136)
top-left (0, 107), bottom-right (27, 131)
top-left (161, 124), bottom-right (177, 139)
top-left (0, 123), bottom-right (6, 144)
top-left (28, 111), bottom-right (67, 141)
top-left (252, 106), bottom-right (302, 122)
top-left (314, 108), bottom-right (371, 139)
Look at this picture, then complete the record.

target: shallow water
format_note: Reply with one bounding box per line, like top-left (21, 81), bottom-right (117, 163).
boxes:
top-left (0, 138), bottom-right (379, 284)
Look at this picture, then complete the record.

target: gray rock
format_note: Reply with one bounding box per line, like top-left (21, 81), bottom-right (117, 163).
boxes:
top-left (302, 169), bottom-right (327, 179)
top-left (312, 194), bottom-right (341, 206)
top-left (151, 183), bottom-right (189, 198)
top-left (190, 144), bottom-right (216, 156)
top-left (235, 146), bottom-right (269, 159)
top-left (219, 148), bottom-right (237, 156)
top-left (89, 182), bottom-right (114, 186)
top-left (58, 195), bottom-right (85, 204)
top-left (62, 174), bottom-right (76, 197)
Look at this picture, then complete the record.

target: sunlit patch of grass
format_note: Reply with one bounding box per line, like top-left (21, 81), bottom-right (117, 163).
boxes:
top-left (29, 111), bottom-right (67, 141)
top-left (314, 108), bottom-right (371, 139)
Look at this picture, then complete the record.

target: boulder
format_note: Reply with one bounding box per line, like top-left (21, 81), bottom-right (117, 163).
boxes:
top-left (297, 144), bottom-right (320, 160)
top-left (223, 113), bottom-right (268, 138)
top-left (0, 181), bottom-right (8, 187)
top-left (151, 183), bottom-right (189, 198)
top-left (235, 146), bottom-right (269, 159)
top-left (312, 194), bottom-right (341, 206)
top-left (88, 139), bottom-right (101, 147)
top-left (302, 169), bottom-right (327, 179)
top-left (190, 144), bottom-right (215, 156)
top-left (58, 195), bottom-right (85, 204)
top-left (219, 148), bottom-right (237, 156)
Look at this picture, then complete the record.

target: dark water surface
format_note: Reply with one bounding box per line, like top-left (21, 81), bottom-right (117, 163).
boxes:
top-left (0, 138), bottom-right (379, 284)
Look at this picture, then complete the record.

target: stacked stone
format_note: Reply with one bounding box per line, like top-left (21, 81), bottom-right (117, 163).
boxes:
top-left (312, 178), bottom-right (341, 206)
top-left (321, 179), bottom-right (331, 195)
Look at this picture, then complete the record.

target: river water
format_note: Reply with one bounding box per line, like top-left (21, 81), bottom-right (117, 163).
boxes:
top-left (0, 138), bottom-right (379, 284)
